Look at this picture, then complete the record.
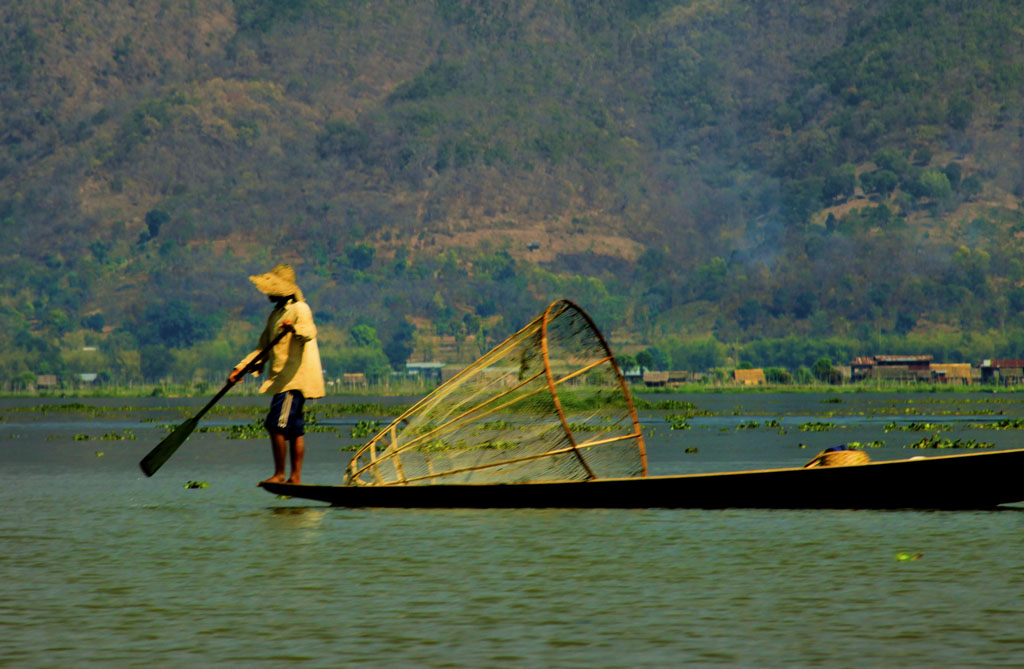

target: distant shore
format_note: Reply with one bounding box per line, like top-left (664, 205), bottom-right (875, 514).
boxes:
top-left (5, 381), bottom-right (1023, 400)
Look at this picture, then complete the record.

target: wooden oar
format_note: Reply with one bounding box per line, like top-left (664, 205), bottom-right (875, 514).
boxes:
top-left (139, 329), bottom-right (288, 477)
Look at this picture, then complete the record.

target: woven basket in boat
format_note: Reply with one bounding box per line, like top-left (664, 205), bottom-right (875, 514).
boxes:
top-left (802, 449), bottom-right (870, 468)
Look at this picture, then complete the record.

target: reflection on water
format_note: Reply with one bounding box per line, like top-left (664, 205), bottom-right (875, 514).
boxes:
top-left (0, 393), bottom-right (1023, 666)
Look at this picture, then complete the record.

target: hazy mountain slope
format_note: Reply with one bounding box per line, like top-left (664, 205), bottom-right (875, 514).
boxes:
top-left (2, 0), bottom-right (1023, 383)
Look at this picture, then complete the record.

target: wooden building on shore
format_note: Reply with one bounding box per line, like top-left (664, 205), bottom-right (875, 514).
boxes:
top-left (850, 355), bottom-right (933, 383)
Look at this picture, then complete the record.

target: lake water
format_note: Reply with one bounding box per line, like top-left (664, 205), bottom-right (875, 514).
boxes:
top-left (1, 392), bottom-right (1023, 666)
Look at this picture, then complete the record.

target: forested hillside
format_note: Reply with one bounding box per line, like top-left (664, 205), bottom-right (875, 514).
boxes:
top-left (3, 0), bottom-right (1024, 387)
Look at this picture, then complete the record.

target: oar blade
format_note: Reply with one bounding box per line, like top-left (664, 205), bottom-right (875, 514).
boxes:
top-left (139, 417), bottom-right (200, 477)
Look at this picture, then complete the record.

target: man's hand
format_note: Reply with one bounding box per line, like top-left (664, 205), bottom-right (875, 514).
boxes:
top-left (279, 319), bottom-right (296, 333)
top-left (228, 368), bottom-right (242, 383)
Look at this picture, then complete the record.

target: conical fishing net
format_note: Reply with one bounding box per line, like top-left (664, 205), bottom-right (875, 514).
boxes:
top-left (345, 300), bottom-right (647, 486)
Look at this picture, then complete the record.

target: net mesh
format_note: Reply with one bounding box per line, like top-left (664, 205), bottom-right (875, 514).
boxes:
top-left (344, 300), bottom-right (647, 486)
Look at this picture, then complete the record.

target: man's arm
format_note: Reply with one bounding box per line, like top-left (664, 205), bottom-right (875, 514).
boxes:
top-left (285, 302), bottom-right (317, 341)
top-left (228, 321), bottom-right (274, 382)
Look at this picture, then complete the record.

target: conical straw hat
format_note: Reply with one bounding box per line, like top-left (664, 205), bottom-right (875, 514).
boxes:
top-left (249, 264), bottom-right (304, 301)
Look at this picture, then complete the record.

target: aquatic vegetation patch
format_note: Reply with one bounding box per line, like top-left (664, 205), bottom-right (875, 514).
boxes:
top-left (895, 552), bottom-right (923, 561)
top-left (969, 418), bottom-right (1024, 430)
top-left (12, 403), bottom-right (155, 417)
top-left (637, 399), bottom-right (714, 417)
top-left (636, 399), bottom-right (697, 410)
top-left (798, 421), bottom-right (837, 432)
top-left (303, 415), bottom-right (337, 433)
top-left (480, 440), bottom-right (518, 449)
top-left (99, 430), bottom-right (136, 440)
top-left (350, 420), bottom-right (381, 438)
top-left (844, 440), bottom-right (886, 449)
top-left (227, 419), bottom-right (268, 439)
top-left (665, 414), bottom-right (691, 430)
top-left (184, 480), bottom-right (210, 489)
top-left (479, 420), bottom-right (514, 430)
top-left (884, 421), bottom-right (952, 432)
top-left (567, 421), bottom-right (617, 432)
top-left (904, 435), bottom-right (994, 449)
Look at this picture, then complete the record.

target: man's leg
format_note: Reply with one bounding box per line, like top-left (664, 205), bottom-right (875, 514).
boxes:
top-left (288, 435), bottom-right (305, 484)
top-left (262, 432), bottom-right (288, 484)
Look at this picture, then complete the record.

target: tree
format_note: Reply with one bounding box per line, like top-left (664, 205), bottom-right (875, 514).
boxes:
top-left (812, 357), bottom-right (841, 384)
top-left (860, 169), bottom-right (898, 197)
top-left (47, 309), bottom-right (71, 335)
top-left (384, 338), bottom-right (413, 370)
top-left (616, 353), bottom-right (637, 372)
top-left (636, 346), bottom-right (670, 372)
top-left (822, 163), bottom-right (856, 201)
top-left (669, 338), bottom-right (726, 371)
top-left (344, 243), bottom-right (375, 271)
top-left (316, 119), bottom-right (369, 161)
top-left (947, 97), bottom-right (974, 131)
top-left (384, 320), bottom-right (415, 370)
top-left (140, 345), bottom-right (172, 381)
top-left (961, 175), bottom-right (983, 200)
top-left (894, 312), bottom-right (916, 335)
top-left (872, 148), bottom-right (910, 176)
top-left (918, 170), bottom-right (952, 200)
top-left (764, 367), bottom-right (793, 384)
top-left (81, 312), bottom-right (105, 332)
top-left (942, 162), bottom-right (962, 190)
top-left (349, 323), bottom-right (381, 348)
top-left (140, 300), bottom-right (217, 349)
top-left (145, 209), bottom-right (170, 239)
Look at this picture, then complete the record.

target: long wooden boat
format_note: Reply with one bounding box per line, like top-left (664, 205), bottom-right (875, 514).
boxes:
top-left (260, 447), bottom-right (1024, 510)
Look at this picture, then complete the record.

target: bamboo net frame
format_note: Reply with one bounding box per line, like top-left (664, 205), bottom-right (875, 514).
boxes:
top-left (344, 300), bottom-right (647, 486)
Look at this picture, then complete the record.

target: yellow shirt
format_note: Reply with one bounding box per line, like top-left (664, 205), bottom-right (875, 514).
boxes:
top-left (235, 298), bottom-right (325, 399)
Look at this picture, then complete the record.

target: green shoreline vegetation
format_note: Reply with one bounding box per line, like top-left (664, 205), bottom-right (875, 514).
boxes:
top-left (8, 377), bottom-right (1024, 401)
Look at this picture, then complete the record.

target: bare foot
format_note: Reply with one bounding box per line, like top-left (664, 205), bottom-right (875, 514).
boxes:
top-left (259, 475), bottom-right (286, 486)
top-left (286, 476), bottom-right (302, 485)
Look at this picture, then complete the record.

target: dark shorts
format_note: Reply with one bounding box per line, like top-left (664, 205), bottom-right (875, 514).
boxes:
top-left (265, 390), bottom-right (306, 438)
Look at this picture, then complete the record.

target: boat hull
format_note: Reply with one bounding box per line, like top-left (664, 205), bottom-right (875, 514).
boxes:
top-left (259, 448), bottom-right (1024, 510)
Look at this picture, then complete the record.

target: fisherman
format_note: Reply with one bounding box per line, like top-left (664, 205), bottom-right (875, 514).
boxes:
top-left (229, 264), bottom-right (325, 485)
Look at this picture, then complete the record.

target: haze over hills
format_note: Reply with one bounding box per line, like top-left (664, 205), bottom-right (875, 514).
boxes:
top-left (2, 0), bottom-right (1024, 386)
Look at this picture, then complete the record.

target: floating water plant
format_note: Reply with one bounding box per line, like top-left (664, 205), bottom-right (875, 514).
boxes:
top-left (798, 422), bottom-right (837, 432)
top-left (99, 430), bottom-right (136, 440)
top-left (845, 440), bottom-right (886, 449)
top-left (969, 418), bottom-right (1024, 430)
top-left (905, 436), bottom-right (994, 449)
top-left (479, 420), bottom-right (513, 430)
top-left (227, 419), bottom-right (267, 439)
top-left (303, 415), bottom-right (337, 433)
top-left (567, 421), bottom-right (617, 432)
top-left (184, 480), bottom-right (210, 489)
top-left (666, 414), bottom-right (691, 430)
top-left (896, 552), bottom-right (923, 561)
top-left (884, 421), bottom-right (952, 432)
top-left (350, 420), bottom-right (381, 438)
top-left (73, 433), bottom-right (90, 441)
